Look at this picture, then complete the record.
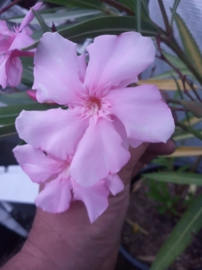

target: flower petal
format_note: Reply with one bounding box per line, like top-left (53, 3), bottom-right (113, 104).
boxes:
top-left (16, 108), bottom-right (88, 160)
top-left (72, 179), bottom-right (109, 223)
top-left (35, 177), bottom-right (72, 213)
top-left (6, 53), bottom-right (23, 87)
top-left (13, 145), bottom-right (61, 183)
top-left (19, 2), bottom-right (43, 32)
top-left (9, 31), bottom-right (34, 51)
top-left (0, 54), bottom-right (9, 89)
top-left (70, 117), bottom-right (130, 186)
top-left (84, 32), bottom-right (155, 95)
top-left (33, 32), bottom-right (84, 104)
top-left (107, 85), bottom-right (175, 143)
top-left (105, 174), bottom-right (124, 196)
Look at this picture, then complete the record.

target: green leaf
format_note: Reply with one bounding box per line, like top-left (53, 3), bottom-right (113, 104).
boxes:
top-left (8, 8), bottom-right (102, 26)
top-left (162, 50), bottom-right (186, 69)
top-left (151, 194), bottom-right (202, 270)
top-left (175, 12), bottom-right (202, 75)
top-left (0, 92), bottom-right (35, 105)
top-left (180, 100), bottom-right (202, 118)
top-left (118, 0), bottom-right (134, 11)
top-left (0, 103), bottom-right (58, 118)
top-left (153, 68), bottom-right (193, 80)
top-left (32, 9), bottom-right (51, 33)
top-left (144, 172), bottom-right (202, 185)
top-left (0, 115), bottom-right (17, 125)
top-left (23, 15), bottom-right (158, 51)
top-left (43, 0), bottom-right (104, 11)
top-left (0, 125), bottom-right (16, 138)
top-left (171, 0), bottom-right (181, 26)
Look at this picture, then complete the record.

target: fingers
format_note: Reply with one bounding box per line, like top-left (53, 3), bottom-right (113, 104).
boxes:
top-left (119, 139), bottom-right (176, 185)
top-left (118, 143), bottom-right (149, 184)
top-left (146, 139), bottom-right (176, 156)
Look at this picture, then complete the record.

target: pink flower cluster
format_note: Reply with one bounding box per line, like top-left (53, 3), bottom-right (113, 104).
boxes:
top-left (7, 5), bottom-right (175, 222)
top-left (0, 2), bottom-right (42, 88)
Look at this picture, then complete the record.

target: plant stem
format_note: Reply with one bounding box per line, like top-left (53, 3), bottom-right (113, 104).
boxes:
top-left (99, 0), bottom-right (135, 16)
top-left (0, 0), bottom-right (22, 15)
top-left (157, 0), bottom-right (170, 33)
top-left (176, 122), bottom-right (202, 141)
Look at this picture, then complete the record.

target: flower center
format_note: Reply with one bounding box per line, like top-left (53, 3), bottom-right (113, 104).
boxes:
top-left (86, 96), bottom-right (101, 115)
top-left (80, 95), bottom-right (112, 121)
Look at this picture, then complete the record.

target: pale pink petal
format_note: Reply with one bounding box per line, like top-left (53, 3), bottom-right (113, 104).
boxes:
top-left (78, 54), bottom-right (86, 83)
top-left (70, 117), bottom-right (130, 186)
top-left (35, 177), bottom-right (72, 213)
top-left (72, 179), bottom-right (109, 223)
top-left (9, 31), bottom-right (34, 51)
top-left (112, 116), bottom-right (129, 150)
top-left (19, 2), bottom-right (43, 32)
top-left (84, 32), bottom-right (155, 95)
top-left (33, 32), bottom-right (84, 104)
top-left (105, 174), bottom-right (124, 196)
top-left (16, 108), bottom-right (88, 160)
top-left (13, 145), bottom-right (61, 183)
top-left (6, 52), bottom-right (23, 87)
top-left (107, 85), bottom-right (175, 143)
top-left (0, 22), bottom-right (14, 53)
top-left (0, 54), bottom-right (9, 89)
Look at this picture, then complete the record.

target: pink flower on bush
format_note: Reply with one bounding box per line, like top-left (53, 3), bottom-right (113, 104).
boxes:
top-left (0, 2), bottom-right (42, 88)
top-left (16, 31), bottom-right (175, 187)
top-left (13, 144), bottom-right (123, 222)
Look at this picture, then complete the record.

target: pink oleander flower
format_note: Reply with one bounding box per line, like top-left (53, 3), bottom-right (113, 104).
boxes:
top-left (0, 2), bottom-right (42, 89)
top-left (13, 144), bottom-right (124, 222)
top-left (16, 31), bottom-right (175, 187)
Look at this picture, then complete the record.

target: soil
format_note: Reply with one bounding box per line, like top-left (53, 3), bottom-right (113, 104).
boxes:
top-left (116, 180), bottom-right (202, 270)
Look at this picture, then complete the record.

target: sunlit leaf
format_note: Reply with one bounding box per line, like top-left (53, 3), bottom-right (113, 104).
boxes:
top-left (164, 146), bottom-right (202, 157)
top-left (175, 13), bottom-right (202, 76)
top-left (138, 78), bottom-right (198, 91)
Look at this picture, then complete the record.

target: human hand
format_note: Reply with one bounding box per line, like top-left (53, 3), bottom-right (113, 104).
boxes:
top-left (3, 141), bottom-right (175, 270)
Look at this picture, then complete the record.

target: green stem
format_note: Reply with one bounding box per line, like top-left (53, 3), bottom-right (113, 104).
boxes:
top-left (157, 0), bottom-right (170, 32)
top-left (176, 122), bottom-right (202, 141)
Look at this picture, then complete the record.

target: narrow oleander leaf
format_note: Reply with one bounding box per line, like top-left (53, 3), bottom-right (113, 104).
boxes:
top-left (22, 15), bottom-right (158, 51)
top-left (32, 9), bottom-right (51, 33)
top-left (43, 0), bottom-right (104, 11)
top-left (0, 116), bottom-right (16, 126)
top-left (138, 78), bottom-right (198, 91)
top-left (171, 0), bottom-right (181, 25)
top-left (151, 194), bottom-right (202, 270)
top-left (144, 171), bottom-right (202, 185)
top-left (180, 100), bottom-right (202, 118)
top-left (164, 146), bottom-right (202, 157)
top-left (136, 0), bottom-right (141, 32)
top-left (0, 125), bottom-right (16, 138)
top-left (175, 12), bottom-right (202, 75)
top-left (0, 103), bottom-right (58, 118)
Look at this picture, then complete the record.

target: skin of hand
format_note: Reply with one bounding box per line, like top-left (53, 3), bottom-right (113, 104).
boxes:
top-left (2, 140), bottom-right (175, 270)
